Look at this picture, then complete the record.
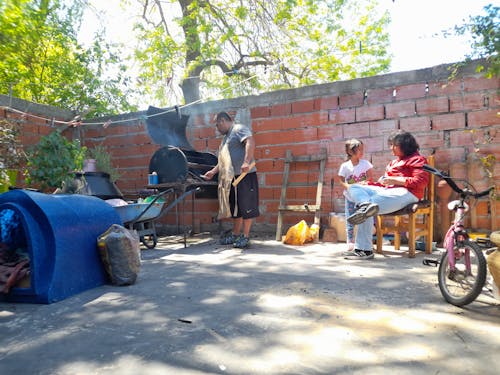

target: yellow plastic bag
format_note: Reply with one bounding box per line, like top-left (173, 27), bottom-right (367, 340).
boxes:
top-left (283, 220), bottom-right (310, 245)
top-left (307, 224), bottom-right (320, 243)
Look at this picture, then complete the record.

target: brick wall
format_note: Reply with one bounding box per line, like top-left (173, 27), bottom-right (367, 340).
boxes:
top-left (2, 59), bottom-right (499, 237)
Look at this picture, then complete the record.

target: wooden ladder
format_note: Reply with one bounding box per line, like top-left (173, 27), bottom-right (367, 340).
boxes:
top-left (275, 148), bottom-right (327, 241)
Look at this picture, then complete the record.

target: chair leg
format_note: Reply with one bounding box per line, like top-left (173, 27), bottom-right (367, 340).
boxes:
top-left (376, 216), bottom-right (383, 254)
top-left (425, 215), bottom-right (434, 254)
top-left (393, 217), bottom-right (401, 250)
top-left (408, 214), bottom-right (417, 258)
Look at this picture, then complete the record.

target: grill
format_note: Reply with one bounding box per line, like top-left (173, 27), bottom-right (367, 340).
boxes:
top-left (146, 106), bottom-right (218, 198)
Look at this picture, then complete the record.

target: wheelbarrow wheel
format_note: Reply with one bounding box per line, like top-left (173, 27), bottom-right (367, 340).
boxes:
top-left (141, 234), bottom-right (157, 249)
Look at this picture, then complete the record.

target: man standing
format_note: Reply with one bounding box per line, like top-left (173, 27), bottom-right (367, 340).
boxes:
top-left (202, 111), bottom-right (259, 248)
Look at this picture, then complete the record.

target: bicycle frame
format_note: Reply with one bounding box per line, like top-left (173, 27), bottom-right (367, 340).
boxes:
top-left (443, 198), bottom-right (470, 274)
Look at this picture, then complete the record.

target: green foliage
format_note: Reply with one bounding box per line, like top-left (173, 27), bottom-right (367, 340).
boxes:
top-left (86, 145), bottom-right (120, 182)
top-left (25, 131), bottom-right (87, 191)
top-left (0, 118), bottom-right (26, 186)
top-left (452, 4), bottom-right (499, 78)
top-left (0, 0), bottom-right (138, 116)
top-left (131, 0), bottom-right (391, 105)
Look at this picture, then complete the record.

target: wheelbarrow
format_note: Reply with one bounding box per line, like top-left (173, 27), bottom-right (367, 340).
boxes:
top-left (113, 187), bottom-right (200, 249)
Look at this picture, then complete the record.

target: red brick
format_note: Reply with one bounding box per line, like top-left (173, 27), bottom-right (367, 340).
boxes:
top-left (368, 120), bottom-right (398, 136)
top-left (394, 83), bottom-right (428, 100)
top-left (284, 113), bottom-right (325, 128)
top-left (433, 147), bottom-right (465, 165)
top-left (251, 106), bottom-right (270, 119)
top-left (314, 95), bottom-right (339, 110)
top-left (366, 88), bottom-right (394, 105)
top-left (291, 99), bottom-right (315, 114)
top-left (339, 92), bottom-right (364, 108)
top-left (432, 113), bottom-right (466, 131)
top-left (416, 97), bottom-right (449, 115)
top-left (400, 116), bottom-right (431, 132)
top-left (253, 117), bottom-right (284, 132)
top-left (361, 135), bottom-right (387, 154)
top-left (450, 93), bottom-right (490, 112)
top-left (427, 79), bottom-right (463, 96)
top-left (343, 122), bottom-right (370, 138)
top-left (328, 108), bottom-right (355, 124)
top-left (415, 131), bottom-right (445, 151)
top-left (463, 76), bottom-right (500, 92)
top-left (356, 104), bottom-right (385, 122)
top-left (449, 129), bottom-right (478, 147)
top-left (385, 101), bottom-right (416, 118)
top-left (318, 124), bottom-right (343, 141)
top-left (270, 103), bottom-right (292, 116)
top-left (468, 109), bottom-right (500, 127)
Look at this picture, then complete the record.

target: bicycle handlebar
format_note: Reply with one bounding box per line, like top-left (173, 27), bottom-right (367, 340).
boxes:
top-left (422, 164), bottom-right (494, 198)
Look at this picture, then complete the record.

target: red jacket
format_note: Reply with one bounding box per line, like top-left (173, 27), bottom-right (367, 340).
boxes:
top-left (385, 152), bottom-right (429, 200)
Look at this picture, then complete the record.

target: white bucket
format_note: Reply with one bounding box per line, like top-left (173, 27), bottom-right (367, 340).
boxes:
top-left (83, 159), bottom-right (97, 172)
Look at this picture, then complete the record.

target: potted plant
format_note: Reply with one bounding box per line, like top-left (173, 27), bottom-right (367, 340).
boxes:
top-left (25, 130), bottom-right (87, 192)
top-left (86, 144), bottom-right (120, 182)
top-left (0, 119), bottom-right (27, 192)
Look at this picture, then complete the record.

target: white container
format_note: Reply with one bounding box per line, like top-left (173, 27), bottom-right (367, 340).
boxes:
top-left (83, 158), bottom-right (97, 172)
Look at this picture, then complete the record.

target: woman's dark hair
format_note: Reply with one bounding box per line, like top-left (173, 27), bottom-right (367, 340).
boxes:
top-left (216, 111), bottom-right (232, 122)
top-left (388, 130), bottom-right (419, 156)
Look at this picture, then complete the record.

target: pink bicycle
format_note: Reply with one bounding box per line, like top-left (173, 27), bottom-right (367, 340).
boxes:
top-left (422, 164), bottom-right (495, 306)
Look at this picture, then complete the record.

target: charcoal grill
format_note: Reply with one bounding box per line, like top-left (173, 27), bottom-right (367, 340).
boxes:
top-left (146, 106), bottom-right (218, 197)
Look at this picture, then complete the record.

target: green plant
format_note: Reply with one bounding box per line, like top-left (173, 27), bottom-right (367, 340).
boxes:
top-left (25, 130), bottom-right (87, 191)
top-left (0, 118), bottom-right (26, 186)
top-left (86, 144), bottom-right (120, 182)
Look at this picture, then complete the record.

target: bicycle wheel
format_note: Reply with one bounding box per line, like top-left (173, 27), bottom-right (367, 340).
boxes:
top-left (438, 240), bottom-right (487, 306)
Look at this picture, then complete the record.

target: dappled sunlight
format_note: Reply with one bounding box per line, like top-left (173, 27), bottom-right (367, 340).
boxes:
top-left (57, 355), bottom-right (209, 375)
top-left (201, 289), bottom-right (238, 305)
top-left (258, 293), bottom-right (307, 310)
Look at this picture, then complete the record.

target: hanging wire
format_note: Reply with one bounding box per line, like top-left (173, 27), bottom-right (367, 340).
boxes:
top-left (1, 72), bottom-right (260, 128)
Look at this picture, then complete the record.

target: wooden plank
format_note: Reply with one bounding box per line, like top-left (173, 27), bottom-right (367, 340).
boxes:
top-left (279, 205), bottom-right (320, 211)
top-left (275, 148), bottom-right (327, 241)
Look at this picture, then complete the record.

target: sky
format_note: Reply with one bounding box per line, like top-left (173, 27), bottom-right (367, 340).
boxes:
top-left (79, 0), bottom-right (493, 106)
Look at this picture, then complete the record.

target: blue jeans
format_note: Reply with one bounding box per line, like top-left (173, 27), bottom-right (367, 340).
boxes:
top-left (344, 198), bottom-right (355, 243)
top-left (347, 184), bottom-right (418, 251)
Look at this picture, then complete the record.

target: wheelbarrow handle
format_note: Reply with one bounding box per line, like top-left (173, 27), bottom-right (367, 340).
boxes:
top-left (160, 187), bottom-right (201, 217)
top-left (129, 188), bottom-right (174, 226)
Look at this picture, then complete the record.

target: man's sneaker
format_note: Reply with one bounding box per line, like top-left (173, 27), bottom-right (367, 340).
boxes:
top-left (234, 236), bottom-right (250, 249)
top-left (347, 203), bottom-right (379, 225)
top-left (344, 249), bottom-right (375, 260)
top-left (220, 233), bottom-right (238, 245)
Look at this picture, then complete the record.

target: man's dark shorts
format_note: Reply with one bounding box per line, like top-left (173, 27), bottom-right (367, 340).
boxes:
top-left (229, 172), bottom-right (260, 219)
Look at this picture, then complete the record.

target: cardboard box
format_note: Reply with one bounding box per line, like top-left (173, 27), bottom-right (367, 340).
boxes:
top-left (322, 228), bottom-right (338, 243)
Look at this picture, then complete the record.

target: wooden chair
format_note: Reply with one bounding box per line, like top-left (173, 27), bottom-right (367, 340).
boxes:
top-left (375, 155), bottom-right (435, 258)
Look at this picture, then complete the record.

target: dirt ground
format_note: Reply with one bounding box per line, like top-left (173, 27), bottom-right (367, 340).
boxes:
top-left (1, 233), bottom-right (499, 375)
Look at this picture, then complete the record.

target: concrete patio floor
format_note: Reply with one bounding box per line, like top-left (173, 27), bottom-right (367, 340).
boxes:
top-left (1, 233), bottom-right (499, 375)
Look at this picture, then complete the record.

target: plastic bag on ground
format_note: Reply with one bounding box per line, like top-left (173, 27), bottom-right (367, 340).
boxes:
top-left (283, 220), bottom-right (310, 245)
top-left (98, 224), bottom-right (140, 286)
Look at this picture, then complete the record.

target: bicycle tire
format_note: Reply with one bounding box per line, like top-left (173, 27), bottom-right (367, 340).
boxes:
top-left (438, 240), bottom-right (487, 306)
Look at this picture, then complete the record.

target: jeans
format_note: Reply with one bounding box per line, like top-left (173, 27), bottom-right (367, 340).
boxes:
top-left (344, 198), bottom-right (356, 243)
top-left (347, 184), bottom-right (418, 251)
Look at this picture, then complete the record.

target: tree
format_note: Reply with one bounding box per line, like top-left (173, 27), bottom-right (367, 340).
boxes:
top-left (131, 0), bottom-right (391, 105)
top-left (452, 4), bottom-right (499, 77)
top-left (0, 0), bottom-right (137, 116)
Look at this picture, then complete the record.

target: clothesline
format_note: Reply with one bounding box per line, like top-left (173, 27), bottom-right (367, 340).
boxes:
top-left (1, 73), bottom-right (260, 128)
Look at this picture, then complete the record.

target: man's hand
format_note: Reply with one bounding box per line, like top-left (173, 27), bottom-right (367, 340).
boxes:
top-left (240, 161), bottom-right (251, 174)
top-left (201, 169), bottom-right (215, 180)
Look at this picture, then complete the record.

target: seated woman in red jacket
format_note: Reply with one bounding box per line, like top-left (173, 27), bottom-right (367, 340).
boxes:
top-left (345, 130), bottom-right (429, 260)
